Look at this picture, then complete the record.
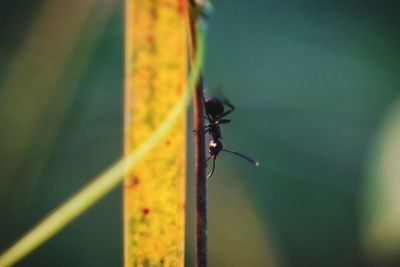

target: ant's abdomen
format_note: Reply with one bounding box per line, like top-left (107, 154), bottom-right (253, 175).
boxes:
top-left (205, 98), bottom-right (224, 117)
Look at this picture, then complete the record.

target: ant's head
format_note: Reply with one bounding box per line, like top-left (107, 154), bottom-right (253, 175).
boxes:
top-left (209, 139), bottom-right (223, 157)
top-left (205, 98), bottom-right (224, 118)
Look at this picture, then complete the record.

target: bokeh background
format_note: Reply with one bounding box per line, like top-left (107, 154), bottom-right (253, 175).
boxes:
top-left (1, 0), bottom-right (400, 266)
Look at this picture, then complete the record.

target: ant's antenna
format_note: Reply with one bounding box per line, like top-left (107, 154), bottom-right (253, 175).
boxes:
top-left (207, 156), bottom-right (217, 178)
top-left (222, 149), bottom-right (260, 166)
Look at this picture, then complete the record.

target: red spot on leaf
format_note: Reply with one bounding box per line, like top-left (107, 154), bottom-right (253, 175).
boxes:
top-left (142, 208), bottom-right (150, 215)
top-left (177, 0), bottom-right (185, 15)
top-left (128, 176), bottom-right (140, 188)
top-left (138, 73), bottom-right (146, 81)
top-left (146, 35), bottom-right (153, 43)
top-left (165, 139), bottom-right (171, 146)
top-left (176, 82), bottom-right (183, 94)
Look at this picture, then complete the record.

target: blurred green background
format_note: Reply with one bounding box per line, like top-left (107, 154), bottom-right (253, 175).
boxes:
top-left (1, 1), bottom-right (400, 266)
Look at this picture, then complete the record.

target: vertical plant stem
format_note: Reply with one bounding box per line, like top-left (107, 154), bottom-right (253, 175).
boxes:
top-left (194, 76), bottom-right (207, 267)
top-left (189, 1), bottom-right (210, 266)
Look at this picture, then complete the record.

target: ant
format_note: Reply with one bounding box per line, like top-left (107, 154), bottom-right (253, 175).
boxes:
top-left (204, 97), bottom-right (259, 178)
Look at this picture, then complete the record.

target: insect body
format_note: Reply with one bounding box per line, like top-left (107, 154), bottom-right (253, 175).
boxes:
top-left (204, 97), bottom-right (259, 178)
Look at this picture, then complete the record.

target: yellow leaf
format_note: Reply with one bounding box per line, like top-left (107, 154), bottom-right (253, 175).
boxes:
top-left (124, 0), bottom-right (189, 266)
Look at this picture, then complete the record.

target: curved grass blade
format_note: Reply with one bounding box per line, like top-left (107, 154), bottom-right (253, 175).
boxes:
top-left (0, 20), bottom-right (206, 267)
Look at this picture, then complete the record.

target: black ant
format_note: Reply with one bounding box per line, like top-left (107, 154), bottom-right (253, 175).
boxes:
top-left (204, 97), bottom-right (259, 178)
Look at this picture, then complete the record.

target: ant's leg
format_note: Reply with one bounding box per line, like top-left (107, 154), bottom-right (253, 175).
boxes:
top-left (222, 98), bottom-right (235, 111)
top-left (207, 156), bottom-right (217, 179)
top-left (193, 126), bottom-right (210, 134)
top-left (204, 124), bottom-right (211, 133)
top-left (199, 123), bottom-right (210, 132)
top-left (218, 119), bottom-right (231, 124)
top-left (216, 110), bottom-right (232, 119)
top-left (205, 112), bottom-right (213, 121)
top-left (217, 99), bottom-right (235, 119)
top-left (216, 108), bottom-right (234, 119)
